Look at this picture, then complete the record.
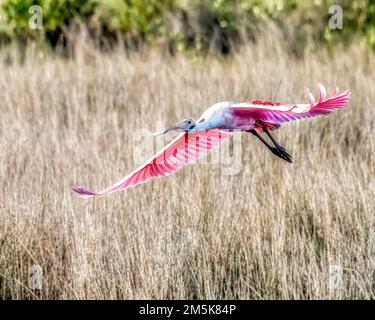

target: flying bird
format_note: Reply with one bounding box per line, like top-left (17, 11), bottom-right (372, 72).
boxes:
top-left (73, 84), bottom-right (350, 199)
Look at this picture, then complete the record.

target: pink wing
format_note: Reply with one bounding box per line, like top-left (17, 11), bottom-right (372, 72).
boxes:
top-left (73, 129), bottom-right (232, 198)
top-left (231, 84), bottom-right (350, 124)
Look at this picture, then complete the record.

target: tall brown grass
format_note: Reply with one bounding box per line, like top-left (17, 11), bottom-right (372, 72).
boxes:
top-left (0, 35), bottom-right (374, 299)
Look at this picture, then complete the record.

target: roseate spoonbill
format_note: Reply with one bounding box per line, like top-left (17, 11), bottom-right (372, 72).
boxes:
top-left (73, 84), bottom-right (350, 198)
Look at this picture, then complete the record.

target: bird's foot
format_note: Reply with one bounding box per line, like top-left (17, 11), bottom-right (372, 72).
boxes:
top-left (271, 146), bottom-right (293, 163)
top-left (277, 145), bottom-right (293, 161)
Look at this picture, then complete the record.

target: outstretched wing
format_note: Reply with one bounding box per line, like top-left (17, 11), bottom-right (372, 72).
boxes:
top-left (73, 129), bottom-right (232, 198)
top-left (231, 84), bottom-right (350, 124)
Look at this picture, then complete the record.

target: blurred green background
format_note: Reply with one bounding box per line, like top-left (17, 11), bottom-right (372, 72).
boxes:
top-left (0, 0), bottom-right (373, 55)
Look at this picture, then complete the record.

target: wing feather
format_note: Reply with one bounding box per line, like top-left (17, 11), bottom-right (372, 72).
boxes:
top-left (73, 129), bottom-right (232, 198)
top-left (231, 84), bottom-right (350, 124)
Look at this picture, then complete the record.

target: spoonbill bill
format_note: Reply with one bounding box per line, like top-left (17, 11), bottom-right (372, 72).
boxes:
top-left (73, 84), bottom-right (350, 198)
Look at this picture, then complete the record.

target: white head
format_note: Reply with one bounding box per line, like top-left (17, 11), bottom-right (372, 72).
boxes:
top-left (153, 118), bottom-right (196, 135)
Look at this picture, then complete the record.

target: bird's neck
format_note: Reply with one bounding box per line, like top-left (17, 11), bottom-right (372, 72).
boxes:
top-left (193, 121), bottom-right (213, 132)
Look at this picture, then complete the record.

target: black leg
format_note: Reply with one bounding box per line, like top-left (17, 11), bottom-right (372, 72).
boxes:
top-left (263, 127), bottom-right (281, 148)
top-left (262, 127), bottom-right (293, 161)
top-left (247, 129), bottom-right (292, 163)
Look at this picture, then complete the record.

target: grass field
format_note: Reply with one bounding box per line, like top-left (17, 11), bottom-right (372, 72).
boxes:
top-left (0, 35), bottom-right (374, 299)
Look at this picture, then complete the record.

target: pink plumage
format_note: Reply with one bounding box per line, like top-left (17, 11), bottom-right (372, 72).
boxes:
top-left (73, 129), bottom-right (232, 198)
top-left (73, 84), bottom-right (350, 198)
top-left (232, 84), bottom-right (350, 124)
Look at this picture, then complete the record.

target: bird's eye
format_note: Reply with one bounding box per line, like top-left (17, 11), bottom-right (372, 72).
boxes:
top-left (187, 120), bottom-right (191, 124)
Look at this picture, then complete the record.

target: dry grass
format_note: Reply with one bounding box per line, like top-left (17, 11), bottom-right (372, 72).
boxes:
top-left (0, 36), bottom-right (374, 299)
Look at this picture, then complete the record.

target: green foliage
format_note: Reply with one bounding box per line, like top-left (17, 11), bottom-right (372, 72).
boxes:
top-left (2, 0), bottom-right (96, 32)
top-left (94, 0), bottom-right (177, 38)
top-left (0, 0), bottom-right (375, 54)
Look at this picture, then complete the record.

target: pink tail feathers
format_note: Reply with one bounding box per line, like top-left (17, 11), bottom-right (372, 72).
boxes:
top-left (308, 83), bottom-right (351, 116)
